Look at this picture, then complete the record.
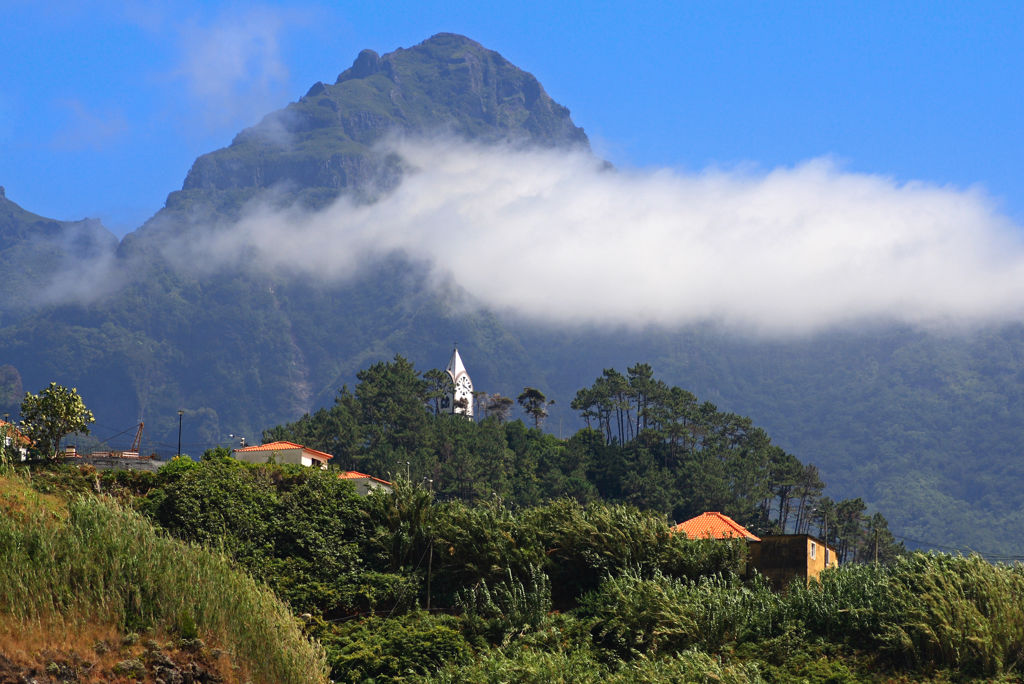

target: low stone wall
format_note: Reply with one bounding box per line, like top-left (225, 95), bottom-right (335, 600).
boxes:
top-left (61, 456), bottom-right (165, 472)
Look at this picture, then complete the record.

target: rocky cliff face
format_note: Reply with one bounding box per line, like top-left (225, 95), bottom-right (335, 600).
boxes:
top-left (168, 33), bottom-right (587, 218)
top-left (2, 33), bottom-right (583, 455)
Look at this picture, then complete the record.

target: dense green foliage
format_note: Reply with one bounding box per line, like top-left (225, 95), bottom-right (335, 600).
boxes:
top-left (25, 455), bottom-right (1020, 682)
top-left (266, 356), bottom-right (902, 564)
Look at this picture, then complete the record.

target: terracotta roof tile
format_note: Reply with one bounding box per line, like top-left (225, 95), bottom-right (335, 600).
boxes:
top-left (233, 440), bottom-right (333, 460)
top-left (338, 471), bottom-right (392, 486)
top-left (670, 511), bottom-right (760, 542)
top-left (0, 421), bottom-right (30, 446)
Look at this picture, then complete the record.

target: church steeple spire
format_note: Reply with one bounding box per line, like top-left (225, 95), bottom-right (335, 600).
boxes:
top-left (445, 346), bottom-right (474, 418)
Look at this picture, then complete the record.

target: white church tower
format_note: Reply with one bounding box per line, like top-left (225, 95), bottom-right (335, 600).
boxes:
top-left (445, 346), bottom-right (474, 418)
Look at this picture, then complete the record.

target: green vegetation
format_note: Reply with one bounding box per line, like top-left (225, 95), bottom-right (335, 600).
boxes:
top-left (266, 357), bottom-right (901, 562)
top-left (0, 473), bottom-right (327, 683)
top-left (18, 381), bottom-right (95, 458)
top-left (1, 32), bottom-right (1022, 561)
top-left (3, 29), bottom-right (1020, 679)
top-left (20, 458), bottom-right (1019, 682)
top-left (6, 350), bottom-right (1023, 682)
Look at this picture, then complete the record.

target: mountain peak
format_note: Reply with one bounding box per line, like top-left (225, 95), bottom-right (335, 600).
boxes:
top-left (170, 33), bottom-right (588, 216)
top-left (341, 49), bottom-right (382, 81)
top-left (335, 33), bottom-right (507, 85)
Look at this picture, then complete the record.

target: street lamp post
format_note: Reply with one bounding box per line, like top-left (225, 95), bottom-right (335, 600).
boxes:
top-left (810, 506), bottom-right (832, 568)
top-left (823, 513), bottom-right (829, 568)
top-left (177, 410), bottom-right (184, 458)
top-left (1, 413), bottom-right (9, 466)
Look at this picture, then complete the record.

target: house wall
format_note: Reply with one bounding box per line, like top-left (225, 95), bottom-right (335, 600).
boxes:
top-left (749, 535), bottom-right (809, 590)
top-left (233, 447), bottom-right (303, 466)
top-left (342, 477), bottom-right (393, 496)
top-left (749, 534), bottom-right (837, 591)
top-left (233, 448), bottom-right (328, 469)
top-left (806, 536), bottom-right (839, 578)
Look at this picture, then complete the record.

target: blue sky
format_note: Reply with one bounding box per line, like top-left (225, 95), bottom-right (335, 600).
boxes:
top-left (2, 1), bottom-right (1022, 236)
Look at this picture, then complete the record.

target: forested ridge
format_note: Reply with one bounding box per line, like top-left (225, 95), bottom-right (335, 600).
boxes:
top-left (263, 356), bottom-right (901, 565)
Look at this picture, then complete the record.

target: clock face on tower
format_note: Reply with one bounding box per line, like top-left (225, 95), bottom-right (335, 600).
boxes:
top-left (446, 347), bottom-right (474, 418)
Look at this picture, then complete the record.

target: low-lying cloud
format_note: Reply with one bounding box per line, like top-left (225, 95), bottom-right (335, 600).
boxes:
top-left (182, 139), bottom-right (1024, 336)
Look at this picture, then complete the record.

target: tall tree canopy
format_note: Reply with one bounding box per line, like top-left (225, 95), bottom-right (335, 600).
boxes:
top-left (260, 357), bottom-right (900, 563)
top-left (19, 382), bottom-right (94, 458)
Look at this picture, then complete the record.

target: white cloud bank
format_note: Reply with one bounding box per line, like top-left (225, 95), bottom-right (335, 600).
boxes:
top-left (184, 139), bottom-right (1024, 336)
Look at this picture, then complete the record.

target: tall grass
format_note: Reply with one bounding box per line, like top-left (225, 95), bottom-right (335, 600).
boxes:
top-left (578, 570), bottom-right (783, 660)
top-left (786, 553), bottom-right (1024, 677)
top-left (0, 491), bottom-right (327, 684)
top-left (882, 553), bottom-right (1024, 676)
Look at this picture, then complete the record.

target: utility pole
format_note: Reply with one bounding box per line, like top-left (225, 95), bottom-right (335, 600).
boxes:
top-left (177, 410), bottom-right (183, 457)
top-left (1, 413), bottom-right (9, 467)
top-left (874, 527), bottom-right (879, 564)
top-left (426, 478), bottom-right (434, 612)
top-left (823, 513), bottom-right (829, 568)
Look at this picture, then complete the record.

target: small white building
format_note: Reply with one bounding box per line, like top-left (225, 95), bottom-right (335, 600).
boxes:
top-left (232, 440), bottom-right (333, 469)
top-left (338, 471), bottom-right (393, 496)
top-left (0, 420), bottom-right (30, 461)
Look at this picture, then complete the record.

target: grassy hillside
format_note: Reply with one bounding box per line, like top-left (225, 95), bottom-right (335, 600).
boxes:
top-left (0, 470), bottom-right (327, 683)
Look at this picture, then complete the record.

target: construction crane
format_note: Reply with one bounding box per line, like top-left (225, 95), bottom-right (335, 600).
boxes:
top-left (128, 422), bottom-right (143, 456)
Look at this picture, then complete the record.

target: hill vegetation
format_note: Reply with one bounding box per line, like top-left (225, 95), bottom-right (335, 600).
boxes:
top-left (260, 356), bottom-right (902, 564)
top-left (10, 444), bottom-right (1023, 682)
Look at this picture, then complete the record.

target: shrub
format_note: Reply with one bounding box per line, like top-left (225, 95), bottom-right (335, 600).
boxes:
top-left (426, 637), bottom-right (607, 684)
top-left (784, 561), bottom-right (894, 646)
top-left (324, 612), bottom-right (470, 682)
top-left (524, 500), bottom-right (745, 607)
top-left (579, 570), bottom-right (783, 660)
top-left (608, 649), bottom-right (765, 684)
top-left (455, 564), bottom-right (552, 644)
top-left (881, 553), bottom-right (1024, 676)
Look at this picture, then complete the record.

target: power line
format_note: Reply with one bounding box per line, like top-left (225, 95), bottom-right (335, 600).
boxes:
top-left (891, 533), bottom-right (1024, 562)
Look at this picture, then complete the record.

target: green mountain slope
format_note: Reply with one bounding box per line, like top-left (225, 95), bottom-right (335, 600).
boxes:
top-left (0, 186), bottom-right (117, 324)
top-left (1, 33), bottom-right (1023, 555)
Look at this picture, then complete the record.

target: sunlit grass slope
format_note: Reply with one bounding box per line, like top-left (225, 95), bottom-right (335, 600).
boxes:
top-left (0, 472), bottom-right (327, 683)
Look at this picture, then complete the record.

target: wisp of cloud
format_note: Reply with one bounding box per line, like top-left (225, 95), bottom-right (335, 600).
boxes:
top-left (186, 139), bottom-right (1024, 336)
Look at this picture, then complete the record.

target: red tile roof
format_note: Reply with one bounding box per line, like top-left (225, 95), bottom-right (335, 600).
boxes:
top-left (234, 440), bottom-right (333, 461)
top-left (0, 421), bottom-right (30, 446)
top-left (670, 511), bottom-right (761, 542)
top-left (338, 471), bottom-right (392, 486)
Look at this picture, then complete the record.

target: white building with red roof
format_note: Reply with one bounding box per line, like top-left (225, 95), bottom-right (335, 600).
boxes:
top-left (0, 420), bottom-right (31, 461)
top-left (232, 440), bottom-right (333, 469)
top-left (338, 471), bottom-right (393, 496)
